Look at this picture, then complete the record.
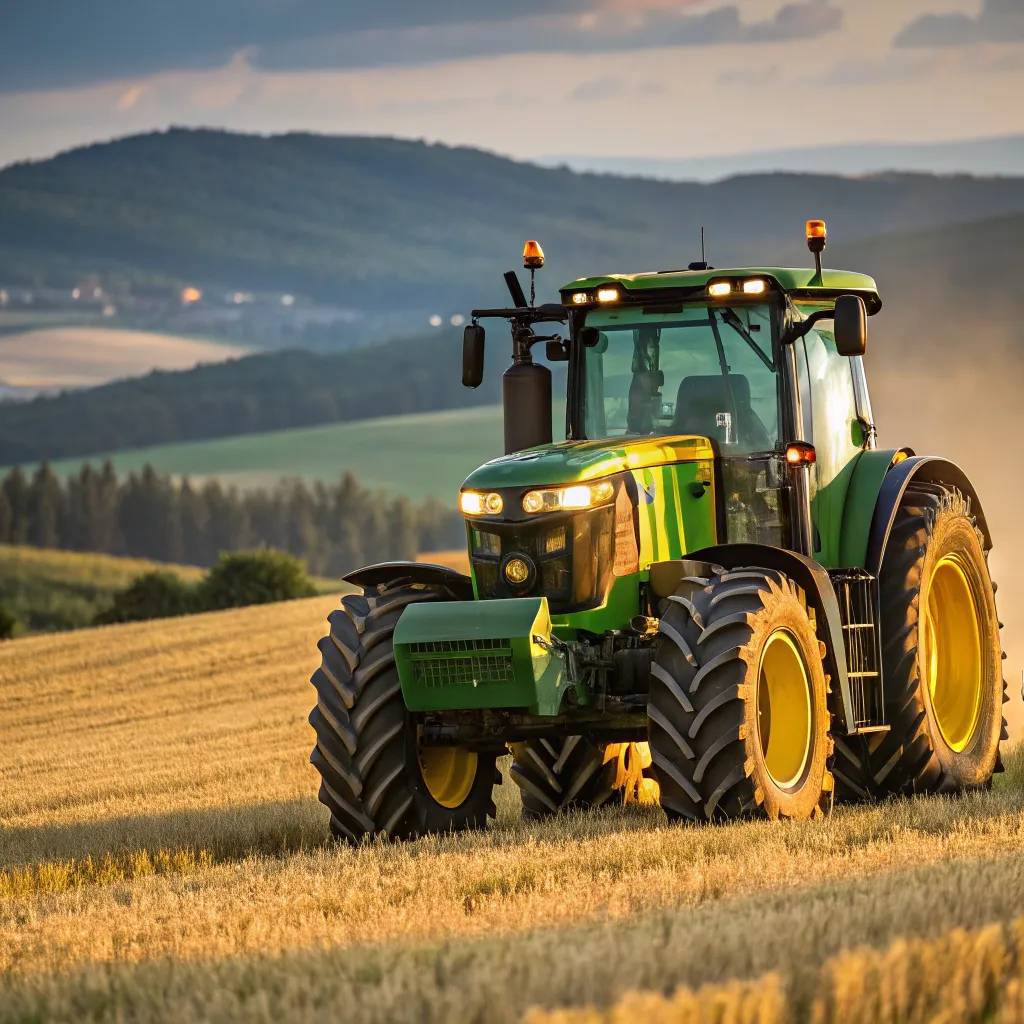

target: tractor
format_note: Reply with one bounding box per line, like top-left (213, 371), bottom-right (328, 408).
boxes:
top-left (308, 222), bottom-right (1006, 839)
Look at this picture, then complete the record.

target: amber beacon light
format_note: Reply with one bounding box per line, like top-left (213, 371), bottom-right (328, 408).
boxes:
top-left (522, 240), bottom-right (545, 269)
top-left (806, 220), bottom-right (827, 252)
top-left (806, 219), bottom-right (827, 283)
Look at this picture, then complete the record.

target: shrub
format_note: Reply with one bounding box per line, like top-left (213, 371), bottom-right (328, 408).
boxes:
top-left (95, 571), bottom-right (197, 625)
top-left (0, 603), bottom-right (18, 640)
top-left (196, 550), bottom-right (317, 612)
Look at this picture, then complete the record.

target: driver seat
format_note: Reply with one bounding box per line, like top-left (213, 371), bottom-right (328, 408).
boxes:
top-left (671, 374), bottom-right (771, 449)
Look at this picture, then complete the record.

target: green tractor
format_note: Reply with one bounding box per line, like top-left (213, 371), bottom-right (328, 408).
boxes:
top-left (309, 222), bottom-right (1006, 839)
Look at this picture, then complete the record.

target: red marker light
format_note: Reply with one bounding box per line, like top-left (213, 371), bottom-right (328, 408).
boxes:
top-left (786, 442), bottom-right (816, 466)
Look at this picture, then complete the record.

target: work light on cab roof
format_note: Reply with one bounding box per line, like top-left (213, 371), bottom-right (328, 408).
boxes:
top-left (306, 214), bottom-right (1005, 848)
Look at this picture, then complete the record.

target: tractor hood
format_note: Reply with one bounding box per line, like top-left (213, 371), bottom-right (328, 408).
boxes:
top-left (462, 435), bottom-right (715, 491)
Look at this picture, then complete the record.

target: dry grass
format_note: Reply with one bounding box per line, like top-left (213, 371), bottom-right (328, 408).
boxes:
top-left (525, 915), bottom-right (1024, 1023)
top-left (0, 597), bottom-right (1023, 1021)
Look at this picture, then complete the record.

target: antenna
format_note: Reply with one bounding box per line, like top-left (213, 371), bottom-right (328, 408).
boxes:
top-left (701, 226), bottom-right (706, 266)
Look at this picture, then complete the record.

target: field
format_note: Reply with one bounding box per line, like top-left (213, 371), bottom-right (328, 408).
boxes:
top-left (2, 597), bottom-right (1024, 1021)
top-left (0, 326), bottom-right (246, 391)
top-left (0, 545), bottom-right (204, 635)
top-left (45, 405), bottom-right (507, 500)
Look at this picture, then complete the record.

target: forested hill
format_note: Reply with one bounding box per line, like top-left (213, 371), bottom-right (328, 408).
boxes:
top-left (5, 129), bottom-right (1024, 309)
top-left (2, 206), bottom-right (1023, 468)
top-left (0, 328), bottom-right (497, 466)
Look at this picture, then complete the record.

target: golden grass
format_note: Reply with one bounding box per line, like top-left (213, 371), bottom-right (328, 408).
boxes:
top-left (525, 917), bottom-right (1024, 1024)
top-left (1, 597), bottom-right (1023, 1021)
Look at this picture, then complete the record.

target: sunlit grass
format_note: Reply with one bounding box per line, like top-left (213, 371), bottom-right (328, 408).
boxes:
top-left (0, 598), bottom-right (1021, 1020)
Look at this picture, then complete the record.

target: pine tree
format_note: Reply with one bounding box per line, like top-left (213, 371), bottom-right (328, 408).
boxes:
top-left (27, 463), bottom-right (64, 549)
top-left (118, 465), bottom-right (183, 563)
top-left (179, 479), bottom-right (211, 566)
top-left (4, 468), bottom-right (30, 545)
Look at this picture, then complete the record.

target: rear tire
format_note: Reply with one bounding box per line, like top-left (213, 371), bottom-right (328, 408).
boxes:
top-left (509, 738), bottom-right (655, 819)
top-left (648, 568), bottom-right (833, 823)
top-left (866, 485), bottom-right (1004, 795)
top-left (308, 583), bottom-right (499, 841)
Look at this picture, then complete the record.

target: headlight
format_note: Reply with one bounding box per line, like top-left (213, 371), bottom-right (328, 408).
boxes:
top-left (460, 491), bottom-right (503, 516)
top-left (522, 479), bottom-right (615, 514)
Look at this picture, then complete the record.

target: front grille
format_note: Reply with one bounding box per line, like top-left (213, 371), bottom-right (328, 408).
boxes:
top-left (408, 638), bottom-right (515, 687)
top-left (469, 505), bottom-right (615, 613)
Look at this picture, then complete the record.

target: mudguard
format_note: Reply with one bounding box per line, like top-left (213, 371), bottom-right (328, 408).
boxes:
top-left (864, 456), bottom-right (992, 576)
top-left (342, 561), bottom-right (475, 601)
top-left (684, 542), bottom-right (857, 735)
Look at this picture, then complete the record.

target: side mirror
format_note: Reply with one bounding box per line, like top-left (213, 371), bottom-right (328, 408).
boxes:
top-left (834, 295), bottom-right (867, 357)
top-left (462, 324), bottom-right (485, 388)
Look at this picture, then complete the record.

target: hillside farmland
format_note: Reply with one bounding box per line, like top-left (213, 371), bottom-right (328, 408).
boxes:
top-left (1, 599), bottom-right (1023, 1021)
top-left (0, 326), bottom-right (246, 392)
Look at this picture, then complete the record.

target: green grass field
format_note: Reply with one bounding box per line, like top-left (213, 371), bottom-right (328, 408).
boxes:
top-left (0, 545), bottom-right (204, 635)
top-left (0, 545), bottom-right (344, 636)
top-left (46, 405), bottom-right (508, 501)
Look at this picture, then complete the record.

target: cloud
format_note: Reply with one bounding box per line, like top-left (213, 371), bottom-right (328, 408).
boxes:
top-left (257, 4), bottom-right (844, 73)
top-left (895, 0), bottom-right (1024, 47)
top-left (0, 1), bottom-right (844, 94)
top-left (0, 0), bottom-right (590, 92)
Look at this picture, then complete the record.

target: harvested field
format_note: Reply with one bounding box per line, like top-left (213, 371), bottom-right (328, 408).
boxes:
top-left (0, 596), bottom-right (1021, 1021)
top-left (0, 327), bottom-right (246, 390)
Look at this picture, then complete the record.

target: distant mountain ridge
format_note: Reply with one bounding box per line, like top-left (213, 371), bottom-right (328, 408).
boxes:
top-left (4, 129), bottom-right (1024, 312)
top-left (543, 134), bottom-right (1024, 182)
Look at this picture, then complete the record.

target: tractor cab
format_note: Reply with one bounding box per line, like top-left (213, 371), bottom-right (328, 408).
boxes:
top-left (459, 226), bottom-right (880, 626)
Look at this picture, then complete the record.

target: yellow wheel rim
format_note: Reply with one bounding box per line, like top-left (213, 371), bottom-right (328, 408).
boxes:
top-left (923, 554), bottom-right (983, 753)
top-left (418, 746), bottom-right (478, 808)
top-left (757, 630), bottom-right (813, 789)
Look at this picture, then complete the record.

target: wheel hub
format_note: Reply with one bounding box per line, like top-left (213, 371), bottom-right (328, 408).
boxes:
top-left (417, 746), bottom-right (478, 808)
top-left (756, 629), bottom-right (813, 790)
top-left (923, 554), bottom-right (983, 753)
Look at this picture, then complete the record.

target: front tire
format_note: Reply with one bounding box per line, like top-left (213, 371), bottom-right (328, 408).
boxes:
top-left (308, 583), bottom-right (499, 841)
top-left (867, 485), bottom-right (1004, 795)
top-left (648, 568), bottom-right (833, 823)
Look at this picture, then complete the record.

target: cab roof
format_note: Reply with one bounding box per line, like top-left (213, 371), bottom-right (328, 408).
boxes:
top-left (560, 266), bottom-right (882, 314)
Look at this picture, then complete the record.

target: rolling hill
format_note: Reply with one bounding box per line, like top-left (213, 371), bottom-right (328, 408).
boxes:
top-left (0, 545), bottom-right (203, 635)
top-left (0, 325), bottom-right (246, 392)
top-left (43, 405), bottom-right (506, 500)
top-left (5, 128), bottom-right (1024, 311)
top-left (1, 206), bottom-right (1021, 468)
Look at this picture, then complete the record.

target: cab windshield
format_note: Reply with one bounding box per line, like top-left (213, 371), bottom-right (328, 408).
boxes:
top-left (582, 302), bottom-right (780, 454)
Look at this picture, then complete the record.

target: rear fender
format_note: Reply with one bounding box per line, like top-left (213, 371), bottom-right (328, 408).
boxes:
top-left (342, 561), bottom-right (475, 601)
top-left (864, 456), bottom-right (993, 576)
top-left (680, 543), bottom-right (856, 735)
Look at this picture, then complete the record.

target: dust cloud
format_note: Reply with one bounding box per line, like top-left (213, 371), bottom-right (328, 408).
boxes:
top-left (868, 309), bottom-right (1024, 740)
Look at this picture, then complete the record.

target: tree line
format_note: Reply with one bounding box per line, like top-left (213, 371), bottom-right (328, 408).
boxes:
top-left (0, 462), bottom-right (464, 576)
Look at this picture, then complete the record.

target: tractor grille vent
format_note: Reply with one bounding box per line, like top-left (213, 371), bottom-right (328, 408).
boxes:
top-left (408, 639), bottom-right (515, 688)
top-left (829, 569), bottom-right (884, 729)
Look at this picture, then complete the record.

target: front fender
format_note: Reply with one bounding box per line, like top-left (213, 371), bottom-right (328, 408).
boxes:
top-left (687, 543), bottom-right (856, 735)
top-left (342, 561), bottom-right (475, 601)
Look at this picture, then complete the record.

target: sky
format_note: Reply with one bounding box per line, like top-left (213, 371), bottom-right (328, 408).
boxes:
top-left (1, 0), bottom-right (1023, 169)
